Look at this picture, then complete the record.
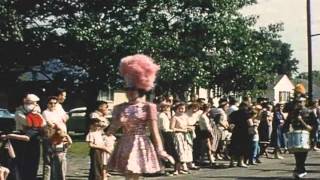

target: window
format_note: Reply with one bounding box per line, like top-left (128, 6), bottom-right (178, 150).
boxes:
top-left (98, 87), bottom-right (114, 101)
top-left (212, 84), bottom-right (223, 98)
top-left (279, 91), bottom-right (290, 102)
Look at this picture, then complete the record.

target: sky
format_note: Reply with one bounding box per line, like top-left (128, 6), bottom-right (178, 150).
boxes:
top-left (241, 0), bottom-right (320, 73)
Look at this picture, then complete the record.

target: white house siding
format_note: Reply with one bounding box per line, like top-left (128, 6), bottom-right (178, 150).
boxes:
top-left (198, 88), bottom-right (208, 99)
top-left (97, 90), bottom-right (128, 111)
top-left (198, 87), bottom-right (223, 107)
top-left (273, 75), bottom-right (295, 104)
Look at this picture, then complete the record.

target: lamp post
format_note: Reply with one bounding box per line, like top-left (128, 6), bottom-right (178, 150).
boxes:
top-left (307, 0), bottom-right (312, 101)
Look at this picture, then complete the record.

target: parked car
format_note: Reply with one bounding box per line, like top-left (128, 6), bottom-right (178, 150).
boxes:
top-left (67, 107), bottom-right (87, 133)
top-left (0, 108), bottom-right (15, 133)
top-left (67, 107), bottom-right (112, 133)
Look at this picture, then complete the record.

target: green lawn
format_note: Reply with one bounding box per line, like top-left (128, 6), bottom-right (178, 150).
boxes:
top-left (68, 141), bottom-right (89, 157)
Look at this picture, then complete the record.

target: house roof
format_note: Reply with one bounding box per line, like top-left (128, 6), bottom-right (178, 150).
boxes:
top-left (267, 74), bottom-right (294, 90)
top-left (275, 75), bottom-right (294, 89)
top-left (273, 75), bottom-right (285, 86)
top-left (17, 70), bottom-right (52, 82)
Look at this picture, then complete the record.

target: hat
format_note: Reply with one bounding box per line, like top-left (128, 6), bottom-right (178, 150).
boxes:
top-left (24, 94), bottom-right (40, 102)
top-left (119, 54), bottom-right (160, 91)
top-left (294, 84), bottom-right (306, 94)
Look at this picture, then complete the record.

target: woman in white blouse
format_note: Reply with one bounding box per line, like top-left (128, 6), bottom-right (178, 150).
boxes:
top-left (199, 103), bottom-right (215, 166)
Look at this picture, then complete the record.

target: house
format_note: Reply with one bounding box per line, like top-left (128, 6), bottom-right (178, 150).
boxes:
top-left (265, 75), bottom-right (295, 104)
top-left (97, 89), bottom-right (128, 110)
top-left (190, 85), bottom-right (236, 107)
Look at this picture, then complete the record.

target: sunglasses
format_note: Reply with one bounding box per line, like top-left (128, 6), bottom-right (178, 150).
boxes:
top-left (48, 102), bottom-right (57, 105)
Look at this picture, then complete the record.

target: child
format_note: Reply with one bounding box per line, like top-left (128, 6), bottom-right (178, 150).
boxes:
top-left (248, 110), bottom-right (260, 165)
top-left (170, 102), bottom-right (193, 175)
top-left (86, 118), bottom-right (115, 180)
top-left (50, 129), bottom-right (72, 148)
top-left (24, 107), bottom-right (46, 141)
top-left (49, 128), bottom-right (72, 180)
top-left (103, 134), bottom-right (116, 177)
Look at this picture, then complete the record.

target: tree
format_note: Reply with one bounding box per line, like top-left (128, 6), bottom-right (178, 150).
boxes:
top-left (297, 71), bottom-right (320, 86)
top-left (0, 0), bottom-right (299, 103)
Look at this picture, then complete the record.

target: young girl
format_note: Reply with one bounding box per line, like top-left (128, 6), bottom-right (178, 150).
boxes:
top-left (49, 128), bottom-right (72, 180)
top-left (86, 118), bottom-right (115, 180)
top-left (171, 102), bottom-right (193, 175)
top-left (247, 110), bottom-right (260, 165)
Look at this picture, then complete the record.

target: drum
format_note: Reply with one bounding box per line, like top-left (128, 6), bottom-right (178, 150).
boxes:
top-left (287, 130), bottom-right (310, 153)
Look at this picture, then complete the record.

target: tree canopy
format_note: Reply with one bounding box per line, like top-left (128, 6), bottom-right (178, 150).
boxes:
top-left (0, 0), bottom-right (299, 100)
top-left (297, 71), bottom-right (320, 86)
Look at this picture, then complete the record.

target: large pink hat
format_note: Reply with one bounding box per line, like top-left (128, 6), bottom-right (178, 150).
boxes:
top-left (119, 54), bottom-right (160, 91)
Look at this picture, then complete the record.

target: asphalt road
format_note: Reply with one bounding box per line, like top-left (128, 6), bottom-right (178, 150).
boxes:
top-left (61, 150), bottom-right (320, 180)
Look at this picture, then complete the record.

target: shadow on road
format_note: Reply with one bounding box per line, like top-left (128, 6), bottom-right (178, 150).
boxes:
top-left (305, 163), bottom-right (320, 166)
top-left (199, 176), bottom-right (318, 180)
top-left (250, 168), bottom-right (292, 173)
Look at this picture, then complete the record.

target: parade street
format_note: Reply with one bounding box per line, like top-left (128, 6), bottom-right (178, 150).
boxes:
top-left (65, 150), bottom-right (320, 180)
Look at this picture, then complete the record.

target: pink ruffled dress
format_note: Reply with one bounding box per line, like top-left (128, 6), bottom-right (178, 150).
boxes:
top-left (107, 102), bottom-right (161, 174)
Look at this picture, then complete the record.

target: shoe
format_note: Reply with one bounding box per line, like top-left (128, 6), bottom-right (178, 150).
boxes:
top-left (237, 163), bottom-right (248, 168)
top-left (274, 155), bottom-right (284, 159)
top-left (164, 172), bottom-right (173, 176)
top-left (216, 154), bottom-right (223, 160)
top-left (223, 155), bottom-right (231, 160)
top-left (189, 166), bottom-right (200, 170)
top-left (209, 155), bottom-right (216, 163)
top-left (179, 169), bottom-right (191, 174)
top-left (172, 171), bottom-right (179, 175)
top-left (249, 161), bottom-right (257, 165)
top-left (210, 162), bottom-right (216, 168)
top-left (297, 172), bottom-right (307, 178)
top-left (256, 158), bottom-right (262, 163)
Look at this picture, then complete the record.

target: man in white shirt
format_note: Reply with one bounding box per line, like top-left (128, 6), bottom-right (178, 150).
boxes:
top-left (227, 97), bottom-right (239, 116)
top-left (55, 88), bottom-right (69, 123)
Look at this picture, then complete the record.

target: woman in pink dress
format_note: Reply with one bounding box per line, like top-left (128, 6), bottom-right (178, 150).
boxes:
top-left (106, 54), bottom-right (174, 180)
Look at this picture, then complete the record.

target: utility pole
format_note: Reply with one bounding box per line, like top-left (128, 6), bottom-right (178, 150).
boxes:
top-left (307, 0), bottom-right (313, 101)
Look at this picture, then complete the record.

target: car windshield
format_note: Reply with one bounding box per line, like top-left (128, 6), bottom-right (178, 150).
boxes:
top-left (0, 109), bottom-right (11, 117)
